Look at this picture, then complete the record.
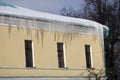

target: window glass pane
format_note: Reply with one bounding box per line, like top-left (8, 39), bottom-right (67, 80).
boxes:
top-left (57, 43), bottom-right (65, 68)
top-left (25, 40), bottom-right (33, 67)
top-left (85, 45), bottom-right (92, 68)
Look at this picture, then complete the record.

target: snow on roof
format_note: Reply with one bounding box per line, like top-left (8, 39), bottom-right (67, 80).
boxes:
top-left (0, 2), bottom-right (108, 30)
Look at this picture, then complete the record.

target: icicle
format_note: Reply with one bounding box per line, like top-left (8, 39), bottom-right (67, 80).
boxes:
top-left (40, 30), bottom-right (44, 47)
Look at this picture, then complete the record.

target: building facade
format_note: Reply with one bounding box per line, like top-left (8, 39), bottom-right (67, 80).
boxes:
top-left (0, 2), bottom-right (109, 79)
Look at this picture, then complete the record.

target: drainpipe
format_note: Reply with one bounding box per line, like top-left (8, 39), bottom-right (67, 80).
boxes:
top-left (103, 26), bottom-right (109, 77)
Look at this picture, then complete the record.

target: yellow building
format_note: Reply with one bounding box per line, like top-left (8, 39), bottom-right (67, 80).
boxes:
top-left (0, 2), bottom-right (109, 80)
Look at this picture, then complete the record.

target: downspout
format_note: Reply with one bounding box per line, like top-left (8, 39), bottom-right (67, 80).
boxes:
top-left (104, 26), bottom-right (109, 39)
top-left (103, 26), bottom-right (109, 77)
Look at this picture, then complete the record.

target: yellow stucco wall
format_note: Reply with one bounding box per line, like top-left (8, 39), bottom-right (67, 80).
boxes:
top-left (0, 25), bottom-right (105, 77)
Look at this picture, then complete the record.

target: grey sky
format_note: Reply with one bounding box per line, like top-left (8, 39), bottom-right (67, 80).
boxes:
top-left (0, 0), bottom-right (84, 14)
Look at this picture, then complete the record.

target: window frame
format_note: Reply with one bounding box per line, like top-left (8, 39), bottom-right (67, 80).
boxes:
top-left (24, 40), bottom-right (35, 68)
top-left (57, 42), bottom-right (66, 68)
top-left (85, 45), bottom-right (93, 69)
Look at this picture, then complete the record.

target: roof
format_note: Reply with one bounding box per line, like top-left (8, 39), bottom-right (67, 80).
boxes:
top-left (0, 2), bottom-right (108, 27)
top-left (0, 2), bottom-right (109, 37)
top-left (0, 2), bottom-right (16, 8)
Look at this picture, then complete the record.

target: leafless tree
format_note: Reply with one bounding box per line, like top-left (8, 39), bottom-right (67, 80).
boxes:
top-left (60, 0), bottom-right (120, 80)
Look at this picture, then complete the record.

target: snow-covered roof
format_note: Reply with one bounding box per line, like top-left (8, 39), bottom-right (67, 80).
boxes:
top-left (0, 2), bottom-right (108, 30)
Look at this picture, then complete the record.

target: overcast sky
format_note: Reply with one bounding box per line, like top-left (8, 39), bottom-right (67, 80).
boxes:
top-left (0, 0), bottom-right (84, 14)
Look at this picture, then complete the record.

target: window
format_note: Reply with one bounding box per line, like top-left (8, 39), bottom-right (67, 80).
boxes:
top-left (85, 45), bottom-right (92, 68)
top-left (57, 43), bottom-right (65, 68)
top-left (25, 40), bottom-right (33, 67)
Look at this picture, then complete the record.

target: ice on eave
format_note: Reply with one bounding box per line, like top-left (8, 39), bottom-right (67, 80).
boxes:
top-left (0, 2), bottom-right (109, 31)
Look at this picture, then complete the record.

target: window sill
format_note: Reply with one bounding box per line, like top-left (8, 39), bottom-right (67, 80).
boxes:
top-left (26, 66), bottom-right (36, 68)
top-left (58, 67), bottom-right (68, 70)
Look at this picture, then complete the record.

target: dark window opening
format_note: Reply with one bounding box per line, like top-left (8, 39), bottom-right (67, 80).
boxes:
top-left (25, 40), bottom-right (33, 67)
top-left (85, 45), bottom-right (92, 68)
top-left (57, 43), bottom-right (65, 68)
